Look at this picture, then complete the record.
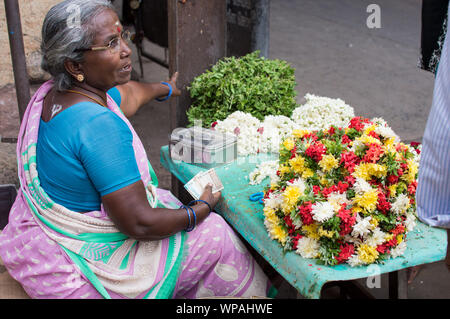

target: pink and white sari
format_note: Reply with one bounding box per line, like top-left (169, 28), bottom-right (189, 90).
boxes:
top-left (0, 80), bottom-right (272, 299)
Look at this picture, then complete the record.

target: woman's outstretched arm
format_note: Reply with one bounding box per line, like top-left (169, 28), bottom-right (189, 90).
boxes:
top-left (116, 72), bottom-right (181, 118)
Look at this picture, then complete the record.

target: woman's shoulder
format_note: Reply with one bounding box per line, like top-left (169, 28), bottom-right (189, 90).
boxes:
top-left (75, 103), bottom-right (131, 139)
top-left (60, 101), bottom-right (116, 121)
top-left (44, 102), bottom-right (129, 140)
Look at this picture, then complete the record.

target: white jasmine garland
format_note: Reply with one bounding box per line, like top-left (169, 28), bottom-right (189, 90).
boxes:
top-left (215, 94), bottom-right (355, 157)
top-left (214, 111), bottom-right (261, 155)
top-left (291, 93), bottom-right (354, 131)
top-left (259, 115), bottom-right (300, 153)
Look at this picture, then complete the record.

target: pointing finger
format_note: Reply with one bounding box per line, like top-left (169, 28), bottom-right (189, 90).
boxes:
top-left (170, 71), bottom-right (179, 83)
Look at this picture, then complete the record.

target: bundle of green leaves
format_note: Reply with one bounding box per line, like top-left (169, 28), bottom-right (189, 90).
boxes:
top-left (187, 51), bottom-right (298, 127)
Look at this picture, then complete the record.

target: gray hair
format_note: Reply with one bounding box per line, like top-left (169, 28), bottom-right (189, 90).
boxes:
top-left (40, 0), bottom-right (116, 91)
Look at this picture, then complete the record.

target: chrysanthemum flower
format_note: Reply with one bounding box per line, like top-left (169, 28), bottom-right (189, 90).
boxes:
top-left (388, 183), bottom-right (398, 197)
top-left (282, 186), bottom-right (303, 214)
top-left (391, 193), bottom-right (410, 215)
top-left (353, 163), bottom-right (372, 180)
top-left (311, 201), bottom-right (335, 222)
top-left (269, 224), bottom-right (289, 245)
top-left (390, 241), bottom-right (407, 258)
top-left (353, 163), bottom-right (387, 180)
top-left (366, 227), bottom-right (386, 247)
top-left (357, 244), bottom-right (379, 264)
top-left (283, 138), bottom-right (295, 151)
top-left (318, 154), bottom-right (339, 172)
top-left (356, 134), bottom-right (382, 146)
top-left (263, 206), bottom-right (279, 225)
top-left (301, 168), bottom-right (314, 179)
top-left (368, 163), bottom-right (387, 178)
top-left (302, 223), bottom-right (320, 240)
top-left (353, 177), bottom-right (373, 194)
top-left (352, 215), bottom-right (374, 238)
top-left (295, 237), bottom-right (320, 259)
top-left (354, 188), bottom-right (379, 213)
top-left (318, 226), bottom-right (336, 239)
top-left (279, 165), bottom-right (291, 176)
top-left (402, 159), bottom-right (418, 184)
top-left (289, 155), bottom-right (306, 174)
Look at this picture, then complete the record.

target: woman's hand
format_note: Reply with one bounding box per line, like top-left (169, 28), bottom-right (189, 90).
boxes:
top-left (167, 71), bottom-right (181, 97)
top-left (199, 184), bottom-right (221, 210)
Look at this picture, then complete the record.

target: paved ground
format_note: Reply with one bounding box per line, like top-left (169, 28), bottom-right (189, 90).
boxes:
top-left (0, 0), bottom-right (448, 299)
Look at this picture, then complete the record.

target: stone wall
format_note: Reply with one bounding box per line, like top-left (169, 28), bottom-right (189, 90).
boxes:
top-left (0, 0), bottom-right (61, 86)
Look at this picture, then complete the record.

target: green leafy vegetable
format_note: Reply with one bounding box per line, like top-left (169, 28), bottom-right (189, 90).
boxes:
top-left (187, 51), bottom-right (298, 127)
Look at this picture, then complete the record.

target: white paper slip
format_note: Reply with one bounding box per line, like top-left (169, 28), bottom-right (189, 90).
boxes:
top-left (184, 169), bottom-right (224, 200)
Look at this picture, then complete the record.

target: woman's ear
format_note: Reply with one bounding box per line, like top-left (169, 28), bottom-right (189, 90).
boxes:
top-left (64, 59), bottom-right (85, 82)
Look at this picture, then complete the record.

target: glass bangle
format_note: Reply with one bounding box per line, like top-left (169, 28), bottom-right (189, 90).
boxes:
top-left (188, 206), bottom-right (197, 231)
top-left (188, 199), bottom-right (212, 214)
top-left (180, 205), bottom-right (192, 232)
top-left (156, 81), bottom-right (172, 102)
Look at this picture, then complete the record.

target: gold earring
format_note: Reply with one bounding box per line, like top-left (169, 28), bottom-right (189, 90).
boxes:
top-left (76, 74), bottom-right (84, 82)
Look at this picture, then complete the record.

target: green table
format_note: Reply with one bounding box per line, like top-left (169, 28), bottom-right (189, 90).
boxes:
top-left (160, 145), bottom-right (447, 299)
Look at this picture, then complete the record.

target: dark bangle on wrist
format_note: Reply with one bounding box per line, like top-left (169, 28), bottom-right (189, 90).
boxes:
top-left (156, 81), bottom-right (172, 102)
top-left (188, 199), bottom-right (212, 214)
top-left (180, 205), bottom-right (196, 232)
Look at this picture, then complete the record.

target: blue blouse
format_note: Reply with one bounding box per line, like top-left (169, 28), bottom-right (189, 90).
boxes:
top-left (36, 87), bottom-right (141, 212)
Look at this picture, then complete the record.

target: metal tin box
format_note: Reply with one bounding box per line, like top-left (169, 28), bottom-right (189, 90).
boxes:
top-left (169, 127), bottom-right (237, 168)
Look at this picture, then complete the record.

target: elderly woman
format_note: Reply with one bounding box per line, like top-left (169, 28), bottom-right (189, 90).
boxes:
top-left (0, 0), bottom-right (274, 299)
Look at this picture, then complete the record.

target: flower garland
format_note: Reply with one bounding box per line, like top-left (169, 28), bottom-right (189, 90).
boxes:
top-left (291, 93), bottom-right (355, 131)
top-left (213, 111), bottom-right (262, 155)
top-left (261, 117), bottom-right (420, 266)
top-left (212, 94), bottom-right (355, 156)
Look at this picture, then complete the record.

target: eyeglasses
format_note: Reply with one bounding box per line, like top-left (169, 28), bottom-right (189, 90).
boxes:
top-left (78, 30), bottom-right (133, 53)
